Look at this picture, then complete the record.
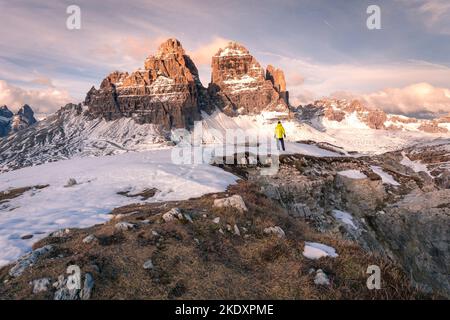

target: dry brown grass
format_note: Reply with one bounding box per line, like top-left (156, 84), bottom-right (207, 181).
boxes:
top-left (0, 181), bottom-right (434, 300)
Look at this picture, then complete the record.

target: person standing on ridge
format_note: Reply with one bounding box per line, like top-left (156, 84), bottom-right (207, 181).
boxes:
top-left (274, 121), bottom-right (286, 151)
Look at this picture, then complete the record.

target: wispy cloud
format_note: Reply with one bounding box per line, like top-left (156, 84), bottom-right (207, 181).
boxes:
top-left (397, 0), bottom-right (450, 34)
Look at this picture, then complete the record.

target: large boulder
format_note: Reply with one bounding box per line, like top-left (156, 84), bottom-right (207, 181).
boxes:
top-left (372, 190), bottom-right (450, 296)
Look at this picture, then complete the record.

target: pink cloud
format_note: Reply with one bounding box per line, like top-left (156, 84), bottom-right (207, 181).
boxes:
top-left (0, 80), bottom-right (72, 114)
top-left (332, 82), bottom-right (450, 117)
top-left (189, 37), bottom-right (231, 65)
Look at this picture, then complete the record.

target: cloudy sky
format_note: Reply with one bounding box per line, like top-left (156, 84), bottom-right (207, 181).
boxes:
top-left (0, 0), bottom-right (449, 118)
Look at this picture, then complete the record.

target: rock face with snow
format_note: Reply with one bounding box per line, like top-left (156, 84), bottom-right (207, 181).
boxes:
top-left (246, 149), bottom-right (449, 296)
top-left (298, 98), bottom-right (450, 133)
top-left (305, 99), bottom-right (387, 129)
top-left (0, 103), bottom-right (169, 173)
top-left (0, 104), bottom-right (37, 137)
top-left (208, 42), bottom-right (289, 116)
top-left (85, 38), bottom-right (206, 129)
top-left (12, 104), bottom-right (37, 132)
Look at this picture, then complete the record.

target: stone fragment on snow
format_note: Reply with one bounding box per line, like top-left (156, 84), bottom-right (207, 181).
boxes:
top-left (213, 195), bottom-right (248, 213)
top-left (9, 245), bottom-right (54, 277)
top-left (115, 222), bottom-right (135, 231)
top-left (64, 178), bottom-right (78, 187)
top-left (302, 242), bottom-right (338, 260)
top-left (263, 226), bottom-right (286, 238)
top-left (314, 269), bottom-right (331, 286)
top-left (31, 277), bottom-right (51, 294)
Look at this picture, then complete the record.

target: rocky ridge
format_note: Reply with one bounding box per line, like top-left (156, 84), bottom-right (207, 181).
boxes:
top-left (298, 98), bottom-right (450, 133)
top-left (0, 104), bottom-right (169, 173)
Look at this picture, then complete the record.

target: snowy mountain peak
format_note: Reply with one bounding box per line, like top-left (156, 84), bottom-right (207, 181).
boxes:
top-left (0, 104), bottom-right (37, 137)
top-left (214, 41), bottom-right (250, 57)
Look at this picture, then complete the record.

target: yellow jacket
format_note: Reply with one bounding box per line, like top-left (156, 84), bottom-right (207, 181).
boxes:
top-left (274, 123), bottom-right (286, 139)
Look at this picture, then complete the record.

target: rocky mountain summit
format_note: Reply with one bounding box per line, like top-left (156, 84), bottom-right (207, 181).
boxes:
top-left (85, 39), bottom-right (290, 129)
top-left (0, 104), bottom-right (37, 137)
top-left (298, 98), bottom-right (450, 133)
top-left (208, 42), bottom-right (289, 116)
top-left (85, 39), bottom-right (206, 129)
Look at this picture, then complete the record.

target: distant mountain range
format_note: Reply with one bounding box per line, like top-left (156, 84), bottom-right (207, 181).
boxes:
top-left (0, 38), bottom-right (449, 172)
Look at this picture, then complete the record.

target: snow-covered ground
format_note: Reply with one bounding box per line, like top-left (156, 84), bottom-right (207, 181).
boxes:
top-left (332, 210), bottom-right (357, 229)
top-left (1, 107), bottom-right (447, 268)
top-left (198, 110), bottom-right (446, 155)
top-left (400, 152), bottom-right (432, 176)
top-left (0, 149), bottom-right (239, 267)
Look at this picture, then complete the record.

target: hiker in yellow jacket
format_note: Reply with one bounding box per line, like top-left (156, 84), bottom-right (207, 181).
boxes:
top-left (274, 121), bottom-right (286, 151)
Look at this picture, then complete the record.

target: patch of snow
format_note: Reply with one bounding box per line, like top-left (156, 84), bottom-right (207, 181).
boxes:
top-left (370, 165), bottom-right (400, 186)
top-left (218, 47), bottom-right (248, 57)
top-left (0, 149), bottom-right (238, 267)
top-left (338, 170), bottom-right (367, 179)
top-left (303, 242), bottom-right (338, 260)
top-left (223, 75), bottom-right (257, 85)
top-left (322, 112), bottom-right (370, 130)
top-left (332, 210), bottom-right (357, 229)
top-left (400, 152), bottom-right (431, 176)
top-left (196, 110), bottom-right (344, 159)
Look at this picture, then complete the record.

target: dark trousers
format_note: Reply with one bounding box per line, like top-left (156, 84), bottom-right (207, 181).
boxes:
top-left (277, 138), bottom-right (285, 151)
